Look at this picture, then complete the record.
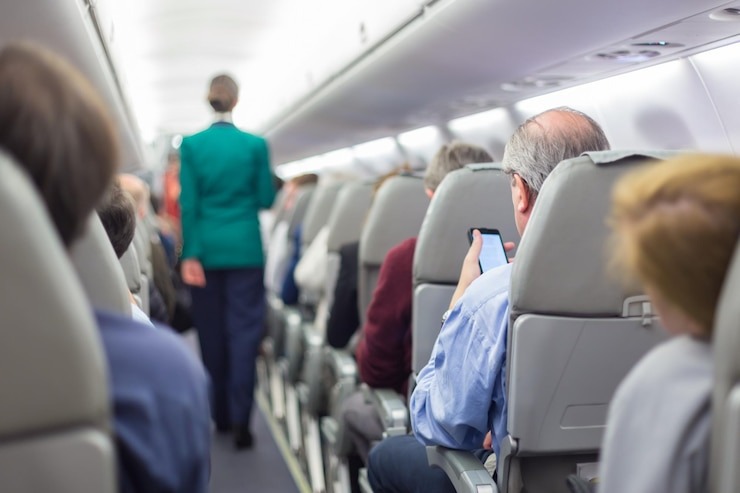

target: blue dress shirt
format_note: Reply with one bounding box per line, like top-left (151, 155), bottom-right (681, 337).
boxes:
top-left (95, 310), bottom-right (211, 493)
top-left (410, 262), bottom-right (512, 458)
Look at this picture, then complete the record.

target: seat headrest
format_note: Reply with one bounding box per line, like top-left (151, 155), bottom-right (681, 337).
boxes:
top-left (326, 181), bottom-right (373, 252)
top-left (510, 150), bottom-right (678, 318)
top-left (360, 174), bottom-right (429, 266)
top-left (288, 184), bottom-right (317, 237)
top-left (0, 151), bottom-right (109, 437)
top-left (120, 246), bottom-right (142, 294)
top-left (301, 182), bottom-right (344, 246)
top-left (69, 214), bottom-right (132, 316)
top-left (710, 239), bottom-right (740, 490)
top-left (414, 164), bottom-right (519, 287)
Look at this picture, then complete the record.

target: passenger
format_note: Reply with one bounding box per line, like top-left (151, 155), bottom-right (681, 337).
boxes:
top-left (180, 73), bottom-right (276, 449)
top-left (367, 107), bottom-right (610, 493)
top-left (595, 154), bottom-right (740, 493)
top-left (119, 173), bottom-right (175, 324)
top-left (96, 181), bottom-right (155, 327)
top-left (344, 142), bottom-right (492, 466)
top-left (0, 42), bottom-right (210, 493)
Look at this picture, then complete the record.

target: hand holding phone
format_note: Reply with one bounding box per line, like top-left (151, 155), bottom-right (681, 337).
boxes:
top-left (467, 228), bottom-right (507, 273)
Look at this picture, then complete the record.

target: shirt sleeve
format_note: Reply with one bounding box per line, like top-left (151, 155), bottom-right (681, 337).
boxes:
top-left (179, 138), bottom-right (201, 260)
top-left (410, 284), bottom-right (510, 454)
top-left (256, 138), bottom-right (276, 210)
top-left (355, 239), bottom-right (415, 394)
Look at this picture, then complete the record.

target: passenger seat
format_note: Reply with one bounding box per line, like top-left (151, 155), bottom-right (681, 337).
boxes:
top-left (0, 152), bottom-right (115, 492)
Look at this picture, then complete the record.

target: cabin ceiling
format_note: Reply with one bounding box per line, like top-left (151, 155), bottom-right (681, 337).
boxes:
top-left (3, 0), bottom-right (738, 168)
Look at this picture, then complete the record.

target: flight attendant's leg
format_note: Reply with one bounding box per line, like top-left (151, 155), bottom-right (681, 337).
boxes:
top-left (225, 267), bottom-right (265, 448)
top-left (190, 269), bottom-right (230, 431)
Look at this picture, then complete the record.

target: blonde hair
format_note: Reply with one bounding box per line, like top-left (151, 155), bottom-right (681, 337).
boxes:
top-left (609, 154), bottom-right (740, 335)
top-left (208, 74), bottom-right (238, 112)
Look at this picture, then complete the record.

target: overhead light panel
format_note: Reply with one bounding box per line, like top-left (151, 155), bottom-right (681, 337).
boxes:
top-left (353, 137), bottom-right (398, 160)
top-left (398, 125), bottom-right (441, 149)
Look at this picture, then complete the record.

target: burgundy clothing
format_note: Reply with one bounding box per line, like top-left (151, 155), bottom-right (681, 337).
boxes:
top-left (356, 237), bottom-right (416, 397)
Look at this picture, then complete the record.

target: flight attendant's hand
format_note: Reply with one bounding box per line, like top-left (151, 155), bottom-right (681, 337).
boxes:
top-left (182, 259), bottom-right (206, 287)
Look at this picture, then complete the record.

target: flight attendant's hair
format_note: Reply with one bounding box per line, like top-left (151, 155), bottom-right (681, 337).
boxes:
top-left (0, 42), bottom-right (118, 246)
top-left (609, 154), bottom-right (740, 335)
top-left (208, 74), bottom-right (239, 113)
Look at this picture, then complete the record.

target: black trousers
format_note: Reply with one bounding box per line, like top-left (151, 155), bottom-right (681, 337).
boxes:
top-left (191, 267), bottom-right (265, 429)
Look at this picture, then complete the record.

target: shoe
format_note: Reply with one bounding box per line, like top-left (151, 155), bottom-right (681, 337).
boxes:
top-left (234, 426), bottom-right (254, 450)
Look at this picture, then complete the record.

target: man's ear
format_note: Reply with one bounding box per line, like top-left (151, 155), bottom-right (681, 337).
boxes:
top-left (513, 174), bottom-right (531, 213)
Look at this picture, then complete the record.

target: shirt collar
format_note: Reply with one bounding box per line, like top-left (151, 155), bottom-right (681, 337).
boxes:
top-left (214, 112), bottom-right (233, 123)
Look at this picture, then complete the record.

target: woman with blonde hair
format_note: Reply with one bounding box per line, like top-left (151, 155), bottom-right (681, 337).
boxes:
top-left (180, 73), bottom-right (276, 450)
top-left (597, 154), bottom-right (740, 493)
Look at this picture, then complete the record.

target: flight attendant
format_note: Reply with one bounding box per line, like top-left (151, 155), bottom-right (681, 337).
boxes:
top-left (180, 74), bottom-right (276, 449)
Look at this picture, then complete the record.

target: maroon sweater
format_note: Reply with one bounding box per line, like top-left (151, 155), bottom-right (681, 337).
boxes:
top-left (356, 237), bottom-right (416, 397)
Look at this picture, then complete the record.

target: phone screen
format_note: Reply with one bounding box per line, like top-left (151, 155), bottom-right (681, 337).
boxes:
top-left (469, 228), bottom-right (508, 273)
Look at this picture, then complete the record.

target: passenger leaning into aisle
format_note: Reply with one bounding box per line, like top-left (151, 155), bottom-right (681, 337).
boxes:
top-left (368, 107), bottom-right (610, 493)
top-left (595, 154), bottom-right (740, 493)
top-left (0, 42), bottom-right (210, 493)
top-left (96, 181), bottom-right (155, 328)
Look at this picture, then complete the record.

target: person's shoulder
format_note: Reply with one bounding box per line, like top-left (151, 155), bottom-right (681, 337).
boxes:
top-left (95, 310), bottom-right (206, 383)
top-left (387, 237), bottom-right (417, 260)
top-left (235, 129), bottom-right (268, 146)
top-left (615, 336), bottom-right (712, 403)
top-left (465, 262), bottom-right (513, 306)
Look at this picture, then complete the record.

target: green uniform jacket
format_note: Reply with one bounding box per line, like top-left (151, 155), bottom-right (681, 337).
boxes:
top-left (179, 122), bottom-right (275, 269)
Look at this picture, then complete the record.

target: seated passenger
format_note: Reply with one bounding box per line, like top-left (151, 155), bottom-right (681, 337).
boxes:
top-left (368, 107), bottom-right (610, 493)
top-left (596, 154), bottom-right (740, 493)
top-left (96, 181), bottom-right (154, 327)
top-left (0, 42), bottom-right (210, 493)
top-left (119, 173), bottom-right (176, 324)
top-left (343, 142), bottom-right (492, 465)
top-left (263, 173), bottom-right (318, 295)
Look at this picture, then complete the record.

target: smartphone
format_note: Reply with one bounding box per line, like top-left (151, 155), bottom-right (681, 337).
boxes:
top-left (467, 228), bottom-right (507, 273)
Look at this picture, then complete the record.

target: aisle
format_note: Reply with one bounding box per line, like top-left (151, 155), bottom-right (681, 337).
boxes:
top-left (208, 396), bottom-right (301, 493)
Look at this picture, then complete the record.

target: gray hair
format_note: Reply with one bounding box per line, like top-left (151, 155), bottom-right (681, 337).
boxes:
top-left (501, 107), bottom-right (610, 196)
top-left (424, 141), bottom-right (493, 192)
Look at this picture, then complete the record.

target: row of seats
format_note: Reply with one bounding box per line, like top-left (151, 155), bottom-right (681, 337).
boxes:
top-left (258, 147), bottom-right (740, 493)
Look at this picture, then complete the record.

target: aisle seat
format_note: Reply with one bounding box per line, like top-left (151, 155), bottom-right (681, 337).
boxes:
top-left (0, 151), bottom-right (115, 493)
top-left (427, 150), bottom-right (675, 493)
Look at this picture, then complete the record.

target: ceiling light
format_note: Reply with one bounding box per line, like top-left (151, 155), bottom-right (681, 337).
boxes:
top-left (352, 137), bottom-right (398, 160)
top-left (710, 7), bottom-right (740, 21)
top-left (590, 49), bottom-right (661, 63)
top-left (631, 41), bottom-right (683, 48)
top-left (398, 126), bottom-right (441, 149)
top-left (501, 76), bottom-right (569, 92)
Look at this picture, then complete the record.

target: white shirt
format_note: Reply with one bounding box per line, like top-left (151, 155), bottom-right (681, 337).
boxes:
top-left (131, 302), bottom-right (155, 328)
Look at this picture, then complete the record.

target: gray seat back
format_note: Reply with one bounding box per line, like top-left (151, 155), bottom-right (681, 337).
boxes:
top-left (0, 152), bottom-right (115, 493)
top-left (301, 182), bottom-right (343, 250)
top-left (70, 214), bottom-right (131, 316)
top-left (501, 151), bottom-right (676, 492)
top-left (358, 175), bottom-right (429, 325)
top-left (412, 164), bottom-right (519, 374)
top-left (288, 184), bottom-right (317, 239)
top-left (710, 240), bottom-right (740, 493)
top-left (120, 246), bottom-right (142, 295)
top-left (324, 181), bottom-right (374, 315)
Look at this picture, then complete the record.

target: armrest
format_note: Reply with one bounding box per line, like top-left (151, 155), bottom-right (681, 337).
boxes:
top-left (363, 386), bottom-right (408, 437)
top-left (426, 446), bottom-right (498, 493)
top-left (325, 348), bottom-right (358, 381)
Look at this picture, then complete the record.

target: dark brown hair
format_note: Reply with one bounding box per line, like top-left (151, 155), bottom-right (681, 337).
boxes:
top-left (0, 42), bottom-right (118, 246)
top-left (97, 182), bottom-right (136, 259)
top-left (208, 74), bottom-right (239, 113)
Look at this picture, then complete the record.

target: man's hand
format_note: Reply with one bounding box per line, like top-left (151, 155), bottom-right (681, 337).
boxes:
top-left (448, 230), bottom-right (516, 310)
top-left (483, 431), bottom-right (492, 450)
top-left (181, 258), bottom-right (206, 287)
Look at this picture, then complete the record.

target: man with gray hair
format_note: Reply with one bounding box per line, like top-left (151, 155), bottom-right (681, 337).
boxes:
top-left (368, 107), bottom-right (610, 493)
top-left (340, 141), bottom-right (492, 480)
